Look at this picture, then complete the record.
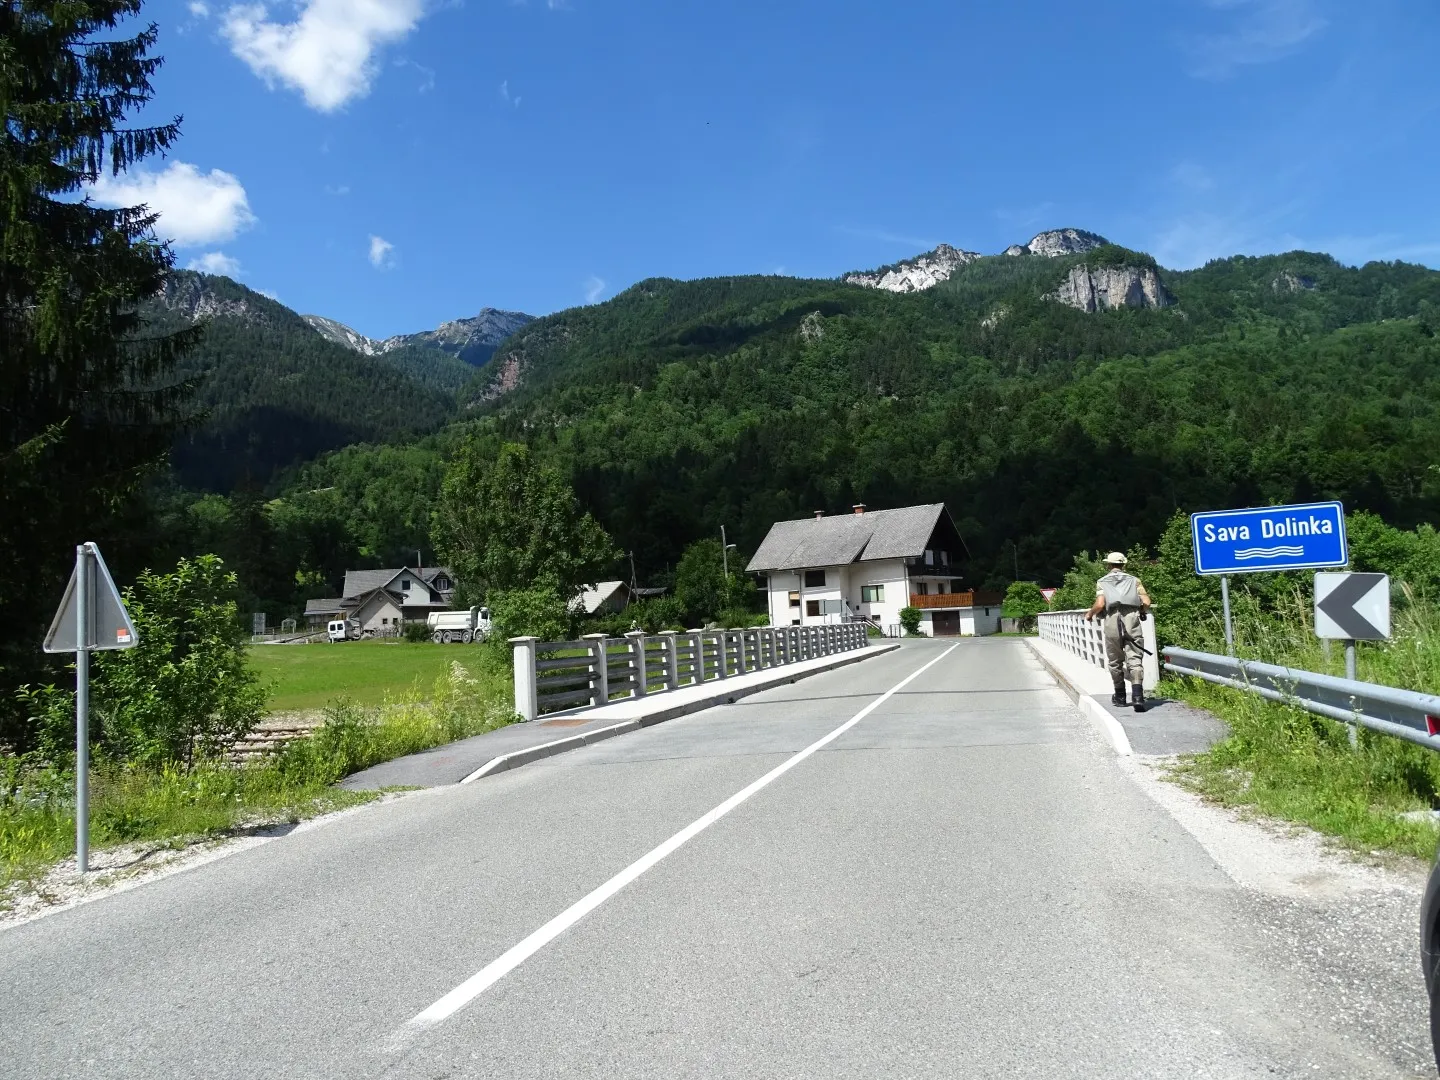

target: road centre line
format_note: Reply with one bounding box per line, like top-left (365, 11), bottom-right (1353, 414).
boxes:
top-left (392, 642), bottom-right (960, 1043)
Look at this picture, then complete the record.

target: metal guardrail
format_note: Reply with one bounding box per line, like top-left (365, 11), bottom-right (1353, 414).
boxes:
top-left (510, 624), bottom-right (870, 721)
top-left (1163, 646), bottom-right (1440, 751)
top-left (1036, 609), bottom-right (1160, 691)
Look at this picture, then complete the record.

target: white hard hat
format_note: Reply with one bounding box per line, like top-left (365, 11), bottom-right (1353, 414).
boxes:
top-left (1104, 552), bottom-right (1127, 566)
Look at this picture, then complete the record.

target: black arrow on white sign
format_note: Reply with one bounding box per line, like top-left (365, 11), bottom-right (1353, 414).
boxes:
top-left (1315, 572), bottom-right (1389, 640)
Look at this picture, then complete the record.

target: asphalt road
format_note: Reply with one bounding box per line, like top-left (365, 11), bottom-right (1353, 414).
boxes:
top-left (0, 639), bottom-right (1430, 1078)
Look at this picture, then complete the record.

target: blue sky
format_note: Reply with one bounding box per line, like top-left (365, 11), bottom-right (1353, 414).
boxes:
top-left (99, 0), bottom-right (1440, 337)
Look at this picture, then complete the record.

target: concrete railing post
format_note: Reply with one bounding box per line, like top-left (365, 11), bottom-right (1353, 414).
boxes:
top-left (686, 629), bottom-right (704, 685)
top-left (626, 630), bottom-right (648, 697)
top-left (582, 633), bottom-right (609, 706)
top-left (715, 630), bottom-right (727, 678)
top-left (734, 629), bottom-right (749, 675)
top-left (511, 636), bottom-right (539, 722)
top-left (658, 631), bottom-right (679, 691)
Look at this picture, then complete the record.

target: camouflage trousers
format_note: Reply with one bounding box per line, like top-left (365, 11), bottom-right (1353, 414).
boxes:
top-left (1103, 608), bottom-right (1144, 685)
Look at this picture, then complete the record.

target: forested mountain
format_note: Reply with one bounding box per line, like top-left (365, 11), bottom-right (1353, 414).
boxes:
top-left (147, 273), bottom-right (478, 489)
top-left (150, 239), bottom-right (1440, 618)
top-left (450, 245), bottom-right (1440, 588)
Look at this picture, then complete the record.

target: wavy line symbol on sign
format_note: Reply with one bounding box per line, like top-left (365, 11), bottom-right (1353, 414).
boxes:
top-left (1232, 546), bottom-right (1306, 560)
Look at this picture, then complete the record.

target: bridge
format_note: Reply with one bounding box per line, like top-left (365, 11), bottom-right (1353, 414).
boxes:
top-left (0, 638), bottom-right (1427, 1077)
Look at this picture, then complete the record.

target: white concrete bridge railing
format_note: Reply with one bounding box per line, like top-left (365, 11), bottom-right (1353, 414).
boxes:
top-left (1036, 609), bottom-right (1159, 691)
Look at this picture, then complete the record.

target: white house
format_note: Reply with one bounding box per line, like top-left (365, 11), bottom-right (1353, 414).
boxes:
top-left (745, 504), bottom-right (1003, 637)
top-left (304, 566), bottom-right (456, 634)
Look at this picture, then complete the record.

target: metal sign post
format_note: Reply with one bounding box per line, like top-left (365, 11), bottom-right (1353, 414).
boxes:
top-left (75, 549), bottom-right (89, 873)
top-left (1314, 571), bottom-right (1389, 749)
top-left (42, 543), bottom-right (139, 873)
top-left (1220, 575), bottom-right (1233, 656)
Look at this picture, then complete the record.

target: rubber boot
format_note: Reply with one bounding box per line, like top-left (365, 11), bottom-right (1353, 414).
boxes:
top-left (1131, 683), bottom-right (1146, 713)
top-left (1111, 683), bottom-right (1127, 707)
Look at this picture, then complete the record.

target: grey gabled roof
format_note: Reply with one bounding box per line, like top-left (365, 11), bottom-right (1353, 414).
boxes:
top-left (341, 566), bottom-right (453, 601)
top-left (746, 504), bottom-right (946, 572)
top-left (304, 597), bottom-right (345, 615)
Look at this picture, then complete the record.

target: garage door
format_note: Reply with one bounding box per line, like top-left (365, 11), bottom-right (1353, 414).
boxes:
top-left (932, 611), bottom-right (960, 636)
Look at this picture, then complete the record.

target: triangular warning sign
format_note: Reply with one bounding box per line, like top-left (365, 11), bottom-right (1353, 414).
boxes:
top-left (43, 544), bottom-right (139, 653)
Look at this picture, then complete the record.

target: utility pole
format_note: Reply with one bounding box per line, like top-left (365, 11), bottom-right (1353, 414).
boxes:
top-left (1011, 539), bottom-right (1019, 581)
top-left (721, 525), bottom-right (737, 578)
top-left (628, 551), bottom-right (637, 592)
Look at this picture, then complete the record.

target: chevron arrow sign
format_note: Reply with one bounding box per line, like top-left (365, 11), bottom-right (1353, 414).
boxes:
top-left (1314, 572), bottom-right (1390, 641)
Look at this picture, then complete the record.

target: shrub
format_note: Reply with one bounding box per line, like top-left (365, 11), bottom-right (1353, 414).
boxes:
top-left (488, 584), bottom-right (572, 642)
top-left (1002, 581), bottom-right (1048, 630)
top-left (899, 606), bottom-right (922, 636)
top-left (402, 621), bottom-right (432, 643)
top-left (53, 555), bottom-right (267, 770)
top-left (625, 595), bottom-right (688, 632)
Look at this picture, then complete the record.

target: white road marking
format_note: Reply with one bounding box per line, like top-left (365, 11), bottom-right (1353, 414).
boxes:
top-left (392, 642), bottom-right (960, 1042)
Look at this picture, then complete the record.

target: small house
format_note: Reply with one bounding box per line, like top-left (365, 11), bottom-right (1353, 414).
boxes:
top-left (304, 566), bottom-right (456, 634)
top-left (746, 504), bottom-right (1002, 636)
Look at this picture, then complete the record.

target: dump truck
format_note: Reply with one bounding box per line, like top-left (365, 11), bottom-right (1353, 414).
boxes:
top-left (426, 606), bottom-right (492, 644)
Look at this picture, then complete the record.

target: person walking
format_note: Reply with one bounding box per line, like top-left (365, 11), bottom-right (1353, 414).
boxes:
top-left (1084, 552), bottom-right (1152, 711)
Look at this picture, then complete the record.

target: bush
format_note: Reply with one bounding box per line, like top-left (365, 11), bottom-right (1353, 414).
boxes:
top-left (624, 594), bottom-right (688, 632)
top-left (899, 606), bottom-right (922, 636)
top-left (21, 555), bottom-right (270, 771)
top-left (403, 621), bottom-right (432, 643)
top-left (1001, 581), bottom-right (1047, 630)
top-left (488, 584), bottom-right (572, 642)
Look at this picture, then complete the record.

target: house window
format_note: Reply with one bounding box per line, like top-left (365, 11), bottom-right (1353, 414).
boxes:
top-left (917, 583), bottom-right (929, 596)
top-left (803, 569), bottom-right (826, 588)
top-left (940, 551), bottom-right (949, 566)
top-left (435, 576), bottom-right (450, 591)
top-left (805, 600), bottom-right (821, 617)
top-left (400, 579), bottom-right (411, 592)
top-left (381, 617), bottom-right (389, 625)
top-left (861, 585), bottom-right (884, 604)
top-left (924, 549), bottom-right (935, 566)
top-left (788, 591), bottom-right (801, 608)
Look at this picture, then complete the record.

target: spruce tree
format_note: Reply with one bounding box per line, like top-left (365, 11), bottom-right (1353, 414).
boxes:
top-left (1, 0), bottom-right (197, 747)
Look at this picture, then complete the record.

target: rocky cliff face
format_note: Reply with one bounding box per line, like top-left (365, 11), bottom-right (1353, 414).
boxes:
top-left (382, 308), bottom-right (534, 366)
top-left (1010, 228), bottom-right (1109, 258)
top-left (156, 274), bottom-right (263, 322)
top-left (303, 314), bottom-right (382, 354)
top-left (1047, 264), bottom-right (1173, 313)
top-left (844, 229), bottom-right (1117, 294)
top-left (843, 243), bottom-right (981, 293)
top-left (1272, 270), bottom-right (1317, 292)
top-left (303, 307), bottom-right (535, 366)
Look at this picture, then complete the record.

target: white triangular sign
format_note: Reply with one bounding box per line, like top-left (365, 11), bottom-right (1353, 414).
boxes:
top-left (43, 544), bottom-right (139, 653)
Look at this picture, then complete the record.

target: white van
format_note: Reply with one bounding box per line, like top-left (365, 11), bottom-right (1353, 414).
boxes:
top-left (327, 619), bottom-right (355, 642)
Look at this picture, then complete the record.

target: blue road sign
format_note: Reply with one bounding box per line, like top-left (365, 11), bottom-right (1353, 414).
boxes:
top-left (1191, 502), bottom-right (1347, 576)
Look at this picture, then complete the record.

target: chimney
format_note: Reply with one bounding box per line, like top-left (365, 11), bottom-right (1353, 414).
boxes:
top-left (852, 504), bottom-right (867, 515)
top-left (814, 510), bottom-right (824, 519)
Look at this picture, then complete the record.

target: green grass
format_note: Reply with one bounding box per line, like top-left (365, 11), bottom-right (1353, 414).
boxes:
top-left (2, 653), bottom-right (518, 902)
top-left (249, 640), bottom-right (468, 712)
top-left (1166, 587), bottom-right (1440, 861)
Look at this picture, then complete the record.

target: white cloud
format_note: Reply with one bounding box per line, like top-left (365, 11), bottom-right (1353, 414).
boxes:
top-left (583, 275), bottom-right (605, 303)
top-left (1189, 0), bottom-right (1327, 79)
top-left (258, 288), bottom-right (281, 300)
top-left (188, 1), bottom-right (209, 14)
top-left (499, 79), bottom-right (520, 107)
top-left (324, 183), bottom-right (350, 195)
top-left (369, 234), bottom-right (395, 268)
top-left (222, 0), bottom-right (425, 112)
top-left (187, 251), bottom-right (243, 276)
top-left (91, 161), bottom-right (255, 247)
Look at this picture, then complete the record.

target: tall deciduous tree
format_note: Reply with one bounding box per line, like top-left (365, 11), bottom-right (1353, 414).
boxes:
top-left (1, 0), bottom-right (197, 745)
top-left (432, 439), bottom-right (617, 602)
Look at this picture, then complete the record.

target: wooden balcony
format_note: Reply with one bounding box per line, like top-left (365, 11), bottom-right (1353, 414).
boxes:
top-left (908, 590), bottom-right (1004, 609)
